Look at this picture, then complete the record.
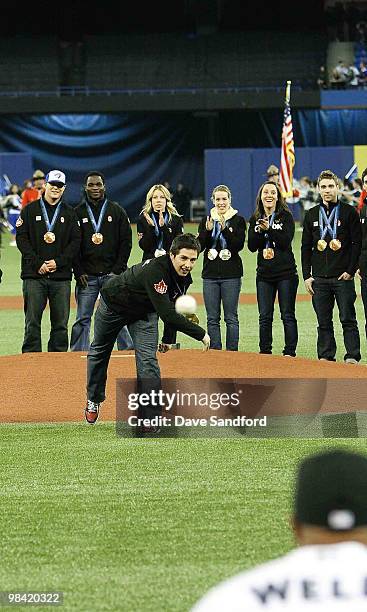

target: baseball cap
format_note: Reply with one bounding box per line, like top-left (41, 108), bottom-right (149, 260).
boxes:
top-left (295, 449), bottom-right (367, 531)
top-left (46, 170), bottom-right (66, 186)
top-left (32, 169), bottom-right (45, 179)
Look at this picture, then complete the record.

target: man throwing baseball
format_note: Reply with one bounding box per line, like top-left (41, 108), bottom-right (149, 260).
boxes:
top-left (85, 233), bottom-right (210, 427)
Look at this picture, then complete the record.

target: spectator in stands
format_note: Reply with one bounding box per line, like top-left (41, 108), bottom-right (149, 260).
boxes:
top-left (330, 60), bottom-right (350, 88)
top-left (197, 185), bottom-right (246, 351)
top-left (248, 181), bottom-right (298, 357)
top-left (2, 184), bottom-right (22, 245)
top-left (163, 181), bottom-right (172, 195)
top-left (341, 178), bottom-right (363, 207)
top-left (348, 63), bottom-right (360, 87)
top-left (358, 60), bottom-right (367, 87)
top-left (16, 170), bottom-right (81, 353)
top-left (173, 181), bottom-right (192, 222)
top-left (298, 177), bottom-right (317, 229)
top-left (356, 21), bottom-right (367, 44)
top-left (137, 184), bottom-right (183, 261)
top-left (317, 65), bottom-right (328, 89)
top-left (21, 170), bottom-right (45, 208)
top-left (71, 171), bottom-right (133, 351)
top-left (266, 165), bottom-right (280, 185)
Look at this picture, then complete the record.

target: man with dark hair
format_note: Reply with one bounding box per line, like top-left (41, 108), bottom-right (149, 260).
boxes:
top-left (71, 171), bottom-right (133, 351)
top-left (85, 233), bottom-right (210, 425)
top-left (302, 169), bottom-right (362, 363)
top-left (193, 448), bottom-right (367, 610)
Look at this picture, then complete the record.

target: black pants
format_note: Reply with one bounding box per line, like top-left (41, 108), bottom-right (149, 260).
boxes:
top-left (22, 278), bottom-right (71, 352)
top-left (312, 277), bottom-right (360, 361)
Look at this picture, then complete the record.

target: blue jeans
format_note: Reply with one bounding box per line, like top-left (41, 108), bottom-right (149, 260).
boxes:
top-left (70, 274), bottom-right (133, 351)
top-left (22, 278), bottom-right (71, 352)
top-left (312, 277), bottom-right (360, 361)
top-left (256, 276), bottom-right (299, 356)
top-left (203, 277), bottom-right (242, 350)
top-left (87, 298), bottom-right (161, 419)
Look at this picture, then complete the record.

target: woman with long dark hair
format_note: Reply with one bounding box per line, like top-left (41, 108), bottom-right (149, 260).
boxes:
top-left (248, 181), bottom-right (298, 356)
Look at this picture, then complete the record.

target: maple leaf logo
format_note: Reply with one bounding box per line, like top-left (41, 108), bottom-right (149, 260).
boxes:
top-left (154, 279), bottom-right (168, 294)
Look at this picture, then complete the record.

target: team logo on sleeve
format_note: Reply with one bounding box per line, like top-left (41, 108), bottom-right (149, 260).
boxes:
top-left (154, 279), bottom-right (168, 294)
top-left (16, 217), bottom-right (23, 227)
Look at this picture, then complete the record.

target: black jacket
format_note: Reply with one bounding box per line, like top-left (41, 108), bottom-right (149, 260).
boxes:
top-left (359, 202), bottom-right (367, 276)
top-left (137, 212), bottom-right (184, 261)
top-left (197, 213), bottom-right (246, 279)
top-left (73, 197), bottom-right (132, 278)
top-left (101, 254), bottom-right (206, 344)
top-left (248, 210), bottom-right (297, 282)
top-left (16, 197), bottom-right (81, 280)
top-left (301, 200), bottom-right (362, 280)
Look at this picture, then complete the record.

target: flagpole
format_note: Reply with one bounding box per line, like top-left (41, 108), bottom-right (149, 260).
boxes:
top-left (280, 80), bottom-right (295, 198)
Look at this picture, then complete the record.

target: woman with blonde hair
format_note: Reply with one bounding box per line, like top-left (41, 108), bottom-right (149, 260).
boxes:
top-left (248, 181), bottom-right (298, 357)
top-left (137, 184), bottom-right (184, 261)
top-left (197, 184), bottom-right (246, 351)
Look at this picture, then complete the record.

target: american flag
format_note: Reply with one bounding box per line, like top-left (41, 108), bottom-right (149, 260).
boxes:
top-left (279, 94), bottom-right (295, 198)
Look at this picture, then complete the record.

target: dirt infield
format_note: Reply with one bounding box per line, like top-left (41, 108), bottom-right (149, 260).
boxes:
top-left (2, 350), bottom-right (367, 424)
top-left (0, 293), bottom-right (312, 310)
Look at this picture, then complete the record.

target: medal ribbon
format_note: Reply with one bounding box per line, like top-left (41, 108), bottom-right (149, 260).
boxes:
top-left (152, 212), bottom-right (168, 250)
top-left (40, 198), bottom-right (62, 234)
top-left (211, 221), bottom-right (228, 250)
top-left (86, 198), bottom-right (108, 235)
top-left (319, 204), bottom-right (339, 241)
top-left (264, 212), bottom-right (275, 249)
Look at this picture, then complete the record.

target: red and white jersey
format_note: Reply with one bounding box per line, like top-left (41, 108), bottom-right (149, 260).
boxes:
top-left (192, 542), bottom-right (367, 611)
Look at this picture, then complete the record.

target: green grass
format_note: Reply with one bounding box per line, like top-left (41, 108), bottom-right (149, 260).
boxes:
top-left (0, 425), bottom-right (366, 611)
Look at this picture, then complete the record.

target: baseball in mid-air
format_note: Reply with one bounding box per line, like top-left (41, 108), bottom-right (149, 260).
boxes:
top-left (175, 295), bottom-right (197, 315)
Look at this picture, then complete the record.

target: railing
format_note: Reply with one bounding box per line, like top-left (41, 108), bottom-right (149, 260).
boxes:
top-left (0, 84), bottom-right (306, 98)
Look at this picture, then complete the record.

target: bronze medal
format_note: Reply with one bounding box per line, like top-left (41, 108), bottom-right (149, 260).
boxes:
top-left (92, 232), bottom-right (103, 245)
top-left (44, 231), bottom-right (56, 244)
top-left (329, 238), bottom-right (341, 251)
top-left (317, 239), bottom-right (327, 252)
top-left (263, 247), bottom-right (274, 260)
top-left (219, 249), bottom-right (232, 261)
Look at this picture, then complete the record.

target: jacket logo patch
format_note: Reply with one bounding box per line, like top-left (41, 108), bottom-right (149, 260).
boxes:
top-left (82, 218), bottom-right (88, 223)
top-left (36, 215), bottom-right (41, 221)
top-left (108, 216), bottom-right (112, 222)
top-left (16, 217), bottom-right (23, 227)
top-left (272, 222), bottom-right (283, 230)
top-left (313, 221), bottom-right (318, 227)
top-left (154, 279), bottom-right (168, 294)
top-left (60, 217), bottom-right (64, 223)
